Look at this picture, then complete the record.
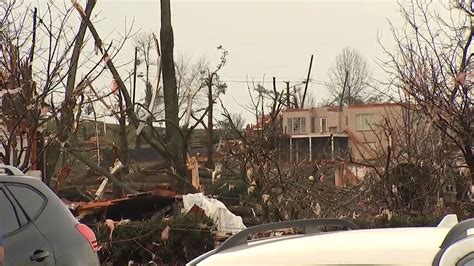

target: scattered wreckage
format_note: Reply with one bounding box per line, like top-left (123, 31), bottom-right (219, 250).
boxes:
top-left (57, 158), bottom-right (249, 265)
top-left (62, 181), bottom-right (248, 249)
top-left (64, 187), bottom-right (182, 222)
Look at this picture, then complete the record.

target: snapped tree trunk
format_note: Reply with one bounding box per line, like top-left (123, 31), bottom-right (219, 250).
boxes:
top-left (206, 73), bottom-right (214, 169)
top-left (464, 142), bottom-right (474, 185)
top-left (68, 147), bottom-right (138, 194)
top-left (160, 0), bottom-right (186, 177)
top-left (114, 90), bottom-right (129, 198)
top-left (69, 0), bottom-right (186, 194)
top-left (50, 0), bottom-right (96, 187)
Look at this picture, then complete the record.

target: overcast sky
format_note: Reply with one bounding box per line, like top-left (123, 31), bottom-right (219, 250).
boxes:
top-left (35, 0), bottom-right (406, 123)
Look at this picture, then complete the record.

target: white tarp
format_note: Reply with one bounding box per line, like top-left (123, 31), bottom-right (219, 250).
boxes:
top-left (183, 193), bottom-right (246, 236)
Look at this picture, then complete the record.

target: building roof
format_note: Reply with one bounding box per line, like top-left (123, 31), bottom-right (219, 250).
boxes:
top-left (282, 103), bottom-right (403, 113)
top-left (282, 108), bottom-right (310, 113)
top-left (347, 102), bottom-right (402, 109)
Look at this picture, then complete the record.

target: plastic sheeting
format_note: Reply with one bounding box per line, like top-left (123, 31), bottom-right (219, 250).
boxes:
top-left (183, 193), bottom-right (246, 236)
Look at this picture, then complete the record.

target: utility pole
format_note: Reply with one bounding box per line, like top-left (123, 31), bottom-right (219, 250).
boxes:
top-left (132, 46), bottom-right (138, 113)
top-left (301, 54), bottom-right (314, 108)
top-left (285, 81), bottom-right (291, 108)
top-left (206, 72), bottom-right (215, 169)
top-left (339, 70), bottom-right (349, 107)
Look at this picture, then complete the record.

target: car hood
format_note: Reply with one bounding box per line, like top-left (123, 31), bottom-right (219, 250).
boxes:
top-left (198, 227), bottom-right (451, 265)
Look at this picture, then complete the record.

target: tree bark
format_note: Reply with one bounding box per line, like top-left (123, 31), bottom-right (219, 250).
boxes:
top-left (114, 89), bottom-right (129, 197)
top-left (160, 0), bottom-right (186, 177)
top-left (464, 141), bottom-right (474, 185)
top-left (61, 0), bottom-right (96, 139)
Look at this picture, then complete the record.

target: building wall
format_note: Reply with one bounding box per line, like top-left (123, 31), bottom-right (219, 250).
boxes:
top-left (282, 103), bottom-right (405, 160)
top-left (282, 109), bottom-right (311, 134)
top-left (309, 107), bottom-right (341, 134)
top-left (346, 104), bottom-right (404, 160)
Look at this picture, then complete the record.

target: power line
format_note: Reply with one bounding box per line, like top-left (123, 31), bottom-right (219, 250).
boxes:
top-left (220, 79), bottom-right (327, 86)
top-left (219, 75), bottom-right (385, 85)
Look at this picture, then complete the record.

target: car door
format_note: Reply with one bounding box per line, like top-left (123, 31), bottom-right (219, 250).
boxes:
top-left (0, 183), bottom-right (55, 266)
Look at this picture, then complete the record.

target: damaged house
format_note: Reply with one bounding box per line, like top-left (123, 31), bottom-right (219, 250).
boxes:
top-left (281, 103), bottom-right (409, 186)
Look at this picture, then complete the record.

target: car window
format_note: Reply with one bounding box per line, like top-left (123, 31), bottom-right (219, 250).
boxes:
top-left (7, 184), bottom-right (46, 220)
top-left (0, 189), bottom-right (21, 235)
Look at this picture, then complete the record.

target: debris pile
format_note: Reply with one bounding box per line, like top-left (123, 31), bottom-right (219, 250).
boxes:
top-left (94, 212), bottom-right (215, 265)
top-left (183, 193), bottom-right (246, 237)
top-left (64, 187), bottom-right (182, 223)
top-left (61, 182), bottom-right (247, 265)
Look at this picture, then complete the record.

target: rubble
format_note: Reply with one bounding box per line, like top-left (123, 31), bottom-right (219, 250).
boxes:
top-left (182, 193), bottom-right (247, 237)
top-left (65, 187), bottom-right (182, 222)
top-left (95, 211), bottom-right (215, 265)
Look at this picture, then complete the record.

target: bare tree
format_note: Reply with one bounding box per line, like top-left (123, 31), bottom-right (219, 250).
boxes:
top-left (71, 0), bottom-right (210, 194)
top-left (134, 32), bottom-right (155, 94)
top-left (175, 53), bottom-right (208, 124)
top-left (0, 1), bottom-right (103, 180)
top-left (201, 46), bottom-right (228, 169)
top-left (135, 52), bottom-right (209, 127)
top-left (1, 0), bottom-right (204, 195)
top-left (218, 113), bottom-right (245, 139)
top-left (327, 47), bottom-right (372, 105)
top-left (0, 0), bottom-right (134, 197)
top-left (382, 0), bottom-right (473, 185)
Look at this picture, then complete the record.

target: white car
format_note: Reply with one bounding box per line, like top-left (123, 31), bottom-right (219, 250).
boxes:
top-left (187, 214), bottom-right (474, 266)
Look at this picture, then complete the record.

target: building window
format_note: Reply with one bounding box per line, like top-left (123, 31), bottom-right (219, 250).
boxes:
top-left (356, 113), bottom-right (374, 131)
top-left (320, 118), bottom-right (327, 133)
top-left (293, 118), bottom-right (300, 133)
top-left (311, 117), bottom-right (316, 133)
top-left (287, 117), bottom-right (306, 134)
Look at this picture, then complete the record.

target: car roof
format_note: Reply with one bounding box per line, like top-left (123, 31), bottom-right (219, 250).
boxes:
top-left (199, 227), bottom-right (451, 265)
top-left (0, 174), bottom-right (42, 184)
top-left (0, 165), bottom-right (43, 181)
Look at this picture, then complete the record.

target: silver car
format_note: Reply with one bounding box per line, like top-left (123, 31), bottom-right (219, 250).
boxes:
top-left (0, 166), bottom-right (100, 265)
top-left (188, 214), bottom-right (474, 265)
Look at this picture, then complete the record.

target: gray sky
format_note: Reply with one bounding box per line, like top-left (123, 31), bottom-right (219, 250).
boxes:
top-left (37, 0), bottom-right (406, 124)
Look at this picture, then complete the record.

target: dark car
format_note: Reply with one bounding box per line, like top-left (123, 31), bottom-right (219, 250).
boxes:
top-left (0, 165), bottom-right (99, 265)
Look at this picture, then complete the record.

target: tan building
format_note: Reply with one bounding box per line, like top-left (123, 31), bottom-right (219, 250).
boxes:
top-left (281, 103), bottom-right (405, 164)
